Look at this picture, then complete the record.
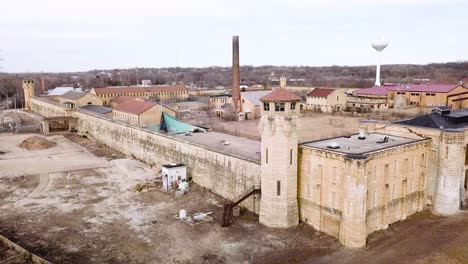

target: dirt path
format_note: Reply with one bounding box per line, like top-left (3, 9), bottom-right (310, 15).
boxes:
top-left (28, 173), bottom-right (49, 198)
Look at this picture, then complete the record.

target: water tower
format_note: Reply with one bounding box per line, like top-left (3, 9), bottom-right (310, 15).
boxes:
top-left (371, 37), bottom-right (389, 86)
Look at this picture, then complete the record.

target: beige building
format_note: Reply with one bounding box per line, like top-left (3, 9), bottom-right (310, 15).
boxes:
top-left (209, 94), bottom-right (232, 118)
top-left (58, 91), bottom-right (103, 110)
top-left (90, 85), bottom-right (189, 106)
top-left (306, 88), bottom-right (347, 112)
top-left (112, 100), bottom-right (176, 127)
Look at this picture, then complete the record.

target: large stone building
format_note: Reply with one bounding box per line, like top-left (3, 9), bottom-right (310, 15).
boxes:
top-left (90, 85), bottom-right (189, 106)
top-left (300, 133), bottom-right (430, 247)
top-left (306, 88), bottom-right (347, 112)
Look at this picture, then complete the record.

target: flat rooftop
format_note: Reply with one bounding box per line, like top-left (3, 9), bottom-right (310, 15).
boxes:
top-left (301, 133), bottom-right (422, 155)
top-left (171, 131), bottom-right (261, 162)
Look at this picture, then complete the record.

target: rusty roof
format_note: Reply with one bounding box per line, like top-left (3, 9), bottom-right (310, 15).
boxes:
top-left (113, 100), bottom-right (157, 115)
top-left (307, 88), bottom-right (336, 98)
top-left (111, 96), bottom-right (139, 105)
top-left (94, 85), bottom-right (187, 95)
top-left (145, 85), bottom-right (187, 92)
top-left (259, 89), bottom-right (301, 102)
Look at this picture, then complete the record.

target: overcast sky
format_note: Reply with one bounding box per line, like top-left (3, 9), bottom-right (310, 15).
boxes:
top-left (1, 0), bottom-right (467, 73)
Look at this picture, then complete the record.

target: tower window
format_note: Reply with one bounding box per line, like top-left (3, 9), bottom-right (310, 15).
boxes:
top-left (263, 102), bottom-right (270, 111)
top-left (290, 149), bottom-right (293, 165)
top-left (277, 180), bottom-right (281, 196)
top-left (275, 103), bottom-right (285, 111)
top-left (265, 148), bottom-right (268, 164)
top-left (290, 102), bottom-right (296, 110)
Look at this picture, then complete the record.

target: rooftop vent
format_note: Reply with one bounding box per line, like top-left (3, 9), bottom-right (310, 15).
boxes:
top-left (432, 106), bottom-right (451, 115)
top-left (327, 142), bottom-right (340, 149)
top-left (377, 136), bottom-right (389, 144)
top-left (358, 129), bottom-right (366, 140)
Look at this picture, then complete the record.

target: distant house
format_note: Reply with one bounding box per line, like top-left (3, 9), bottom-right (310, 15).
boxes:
top-left (58, 91), bottom-right (103, 110)
top-left (306, 88), bottom-right (347, 112)
top-left (112, 100), bottom-right (176, 127)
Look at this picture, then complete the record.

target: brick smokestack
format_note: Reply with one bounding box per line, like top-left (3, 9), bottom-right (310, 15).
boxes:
top-left (232, 35), bottom-right (241, 113)
top-left (40, 78), bottom-right (46, 94)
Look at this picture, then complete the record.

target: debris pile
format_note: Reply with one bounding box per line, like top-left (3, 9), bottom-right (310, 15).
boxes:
top-left (176, 210), bottom-right (213, 226)
top-left (132, 180), bottom-right (160, 193)
top-left (19, 136), bottom-right (56, 150)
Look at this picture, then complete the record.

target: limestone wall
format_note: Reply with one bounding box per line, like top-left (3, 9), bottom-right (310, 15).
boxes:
top-left (30, 97), bottom-right (67, 117)
top-left (74, 110), bottom-right (261, 211)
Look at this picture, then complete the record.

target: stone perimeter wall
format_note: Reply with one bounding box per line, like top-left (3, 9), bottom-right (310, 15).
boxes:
top-left (30, 97), bottom-right (261, 212)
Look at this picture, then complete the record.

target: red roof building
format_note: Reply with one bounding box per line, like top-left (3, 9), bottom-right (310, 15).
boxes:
top-left (307, 88), bottom-right (336, 98)
top-left (114, 100), bottom-right (157, 115)
top-left (260, 88), bottom-right (301, 102)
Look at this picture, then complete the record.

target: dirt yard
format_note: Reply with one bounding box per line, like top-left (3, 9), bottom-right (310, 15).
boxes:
top-left (1, 133), bottom-right (467, 264)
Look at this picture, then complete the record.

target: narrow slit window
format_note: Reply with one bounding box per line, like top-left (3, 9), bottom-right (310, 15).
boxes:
top-left (277, 180), bottom-right (281, 196)
top-left (266, 148), bottom-right (268, 164)
top-left (290, 149), bottom-right (293, 165)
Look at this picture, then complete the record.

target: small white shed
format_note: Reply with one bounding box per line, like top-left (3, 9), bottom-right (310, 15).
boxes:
top-left (162, 163), bottom-right (187, 190)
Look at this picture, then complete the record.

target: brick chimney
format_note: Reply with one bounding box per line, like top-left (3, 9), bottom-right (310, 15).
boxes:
top-left (40, 78), bottom-right (46, 94)
top-left (232, 36), bottom-right (241, 113)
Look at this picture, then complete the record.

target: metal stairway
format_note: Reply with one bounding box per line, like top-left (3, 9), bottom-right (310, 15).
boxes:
top-left (221, 188), bottom-right (261, 227)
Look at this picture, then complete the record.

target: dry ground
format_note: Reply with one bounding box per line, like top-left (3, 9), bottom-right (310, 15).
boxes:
top-left (0, 133), bottom-right (467, 264)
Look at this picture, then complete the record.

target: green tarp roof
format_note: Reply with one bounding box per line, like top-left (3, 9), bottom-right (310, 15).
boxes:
top-left (147, 112), bottom-right (206, 134)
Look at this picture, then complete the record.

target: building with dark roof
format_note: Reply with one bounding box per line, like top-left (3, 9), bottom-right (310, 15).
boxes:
top-left (394, 107), bottom-right (468, 130)
top-left (305, 88), bottom-right (347, 112)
